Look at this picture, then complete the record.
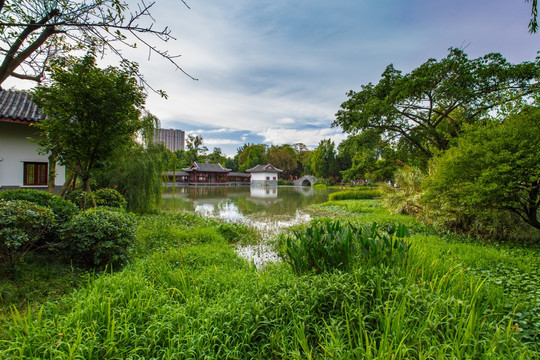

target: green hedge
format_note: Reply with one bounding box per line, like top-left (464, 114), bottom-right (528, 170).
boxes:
top-left (329, 189), bottom-right (382, 201)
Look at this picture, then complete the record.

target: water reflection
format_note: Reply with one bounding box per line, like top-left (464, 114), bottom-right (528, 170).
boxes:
top-left (162, 186), bottom-right (337, 267)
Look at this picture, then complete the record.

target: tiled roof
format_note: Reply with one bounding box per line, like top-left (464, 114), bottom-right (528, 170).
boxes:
top-left (163, 171), bottom-right (189, 176)
top-left (183, 162), bottom-right (231, 173)
top-left (228, 172), bottom-right (250, 177)
top-left (0, 90), bottom-right (44, 123)
top-left (245, 164), bottom-right (283, 173)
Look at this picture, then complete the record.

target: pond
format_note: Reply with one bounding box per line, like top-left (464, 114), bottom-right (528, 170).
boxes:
top-left (162, 185), bottom-right (338, 267)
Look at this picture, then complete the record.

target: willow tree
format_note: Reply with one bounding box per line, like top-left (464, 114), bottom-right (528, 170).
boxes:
top-left (33, 53), bottom-right (146, 192)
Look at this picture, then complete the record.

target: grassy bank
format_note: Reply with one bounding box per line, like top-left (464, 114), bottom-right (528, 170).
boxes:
top-left (1, 201), bottom-right (538, 359)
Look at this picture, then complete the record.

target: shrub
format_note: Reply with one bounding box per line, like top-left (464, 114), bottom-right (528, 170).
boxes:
top-left (0, 189), bottom-right (77, 224)
top-left (60, 208), bottom-right (136, 268)
top-left (329, 189), bottom-right (382, 201)
top-left (0, 200), bottom-right (55, 270)
top-left (285, 220), bottom-right (410, 274)
top-left (93, 188), bottom-right (127, 209)
top-left (65, 188), bottom-right (126, 210)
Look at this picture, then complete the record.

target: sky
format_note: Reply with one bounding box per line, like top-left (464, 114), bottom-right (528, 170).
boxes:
top-left (6, 0), bottom-right (540, 156)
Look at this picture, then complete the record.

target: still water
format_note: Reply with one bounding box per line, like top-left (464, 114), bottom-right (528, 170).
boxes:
top-left (162, 185), bottom-right (337, 267)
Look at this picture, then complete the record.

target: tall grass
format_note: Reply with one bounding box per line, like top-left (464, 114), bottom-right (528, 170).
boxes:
top-left (0, 206), bottom-right (538, 358)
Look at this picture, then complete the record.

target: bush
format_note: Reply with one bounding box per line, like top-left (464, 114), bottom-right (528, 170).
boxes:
top-left (65, 188), bottom-right (126, 210)
top-left (60, 208), bottom-right (136, 268)
top-left (285, 220), bottom-right (410, 274)
top-left (0, 189), bottom-right (77, 224)
top-left (93, 188), bottom-right (127, 209)
top-left (0, 200), bottom-right (55, 270)
top-left (329, 189), bottom-right (382, 201)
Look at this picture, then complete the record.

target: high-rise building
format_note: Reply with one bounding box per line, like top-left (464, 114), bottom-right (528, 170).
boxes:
top-left (154, 128), bottom-right (185, 152)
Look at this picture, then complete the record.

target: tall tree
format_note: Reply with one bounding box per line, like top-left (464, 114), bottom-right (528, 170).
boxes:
top-left (237, 144), bottom-right (267, 172)
top-left (268, 144), bottom-right (298, 180)
top-left (33, 53), bottom-right (146, 191)
top-left (0, 0), bottom-right (194, 89)
top-left (309, 139), bottom-right (338, 179)
top-left (334, 49), bottom-right (539, 163)
top-left (185, 135), bottom-right (208, 164)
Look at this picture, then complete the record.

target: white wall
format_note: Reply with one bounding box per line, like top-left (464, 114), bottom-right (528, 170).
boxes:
top-left (250, 172), bottom-right (279, 185)
top-left (0, 122), bottom-right (65, 188)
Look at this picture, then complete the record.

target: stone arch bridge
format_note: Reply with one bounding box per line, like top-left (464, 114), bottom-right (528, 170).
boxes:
top-left (293, 175), bottom-right (317, 186)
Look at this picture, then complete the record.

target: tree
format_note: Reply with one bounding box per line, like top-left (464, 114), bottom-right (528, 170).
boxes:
top-left (338, 130), bottom-right (398, 182)
top-left (293, 143), bottom-right (312, 176)
top-left (0, 0), bottom-right (193, 90)
top-left (309, 139), bottom-right (338, 179)
top-left (334, 49), bottom-right (539, 164)
top-left (96, 142), bottom-right (166, 213)
top-left (268, 145), bottom-right (298, 180)
top-left (33, 53), bottom-right (146, 191)
top-left (185, 134), bottom-right (208, 164)
top-left (205, 147), bottom-right (228, 166)
top-left (423, 107), bottom-right (540, 235)
top-left (238, 144), bottom-right (267, 172)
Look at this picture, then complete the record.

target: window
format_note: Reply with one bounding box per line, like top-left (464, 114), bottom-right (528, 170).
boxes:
top-left (24, 162), bottom-right (48, 186)
top-left (273, 177), bottom-right (276, 180)
top-left (266, 176), bottom-right (270, 180)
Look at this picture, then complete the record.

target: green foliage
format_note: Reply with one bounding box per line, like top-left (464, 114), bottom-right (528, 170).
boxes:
top-left (285, 220), bottom-right (410, 274)
top-left (423, 108), bottom-right (540, 238)
top-left (309, 139), bottom-right (338, 178)
top-left (93, 188), bottom-right (127, 209)
top-left (0, 188), bottom-right (77, 224)
top-left (238, 144), bottom-right (268, 172)
top-left (334, 49), bottom-right (539, 162)
top-left (33, 53), bottom-right (146, 191)
top-left (267, 144), bottom-right (298, 179)
top-left (65, 188), bottom-right (126, 211)
top-left (382, 165), bottom-right (427, 215)
top-left (59, 208), bottom-right (137, 268)
top-left (338, 129), bottom-right (398, 182)
top-left (0, 200), bottom-right (55, 270)
top-left (95, 143), bottom-right (166, 213)
top-left (329, 188), bottom-right (382, 201)
top-left (1, 202), bottom-right (539, 358)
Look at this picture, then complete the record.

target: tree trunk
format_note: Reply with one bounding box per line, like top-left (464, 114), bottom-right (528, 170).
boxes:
top-left (58, 171), bottom-right (75, 197)
top-left (47, 154), bottom-right (56, 193)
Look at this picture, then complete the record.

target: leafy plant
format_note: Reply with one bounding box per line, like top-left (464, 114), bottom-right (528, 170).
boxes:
top-left (0, 200), bottom-right (55, 271)
top-left (0, 188), bottom-right (77, 224)
top-left (59, 208), bottom-right (136, 268)
top-left (285, 220), bottom-right (410, 274)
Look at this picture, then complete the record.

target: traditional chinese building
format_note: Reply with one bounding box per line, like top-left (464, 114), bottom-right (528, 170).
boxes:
top-left (162, 162), bottom-right (250, 186)
top-left (245, 164), bottom-right (283, 186)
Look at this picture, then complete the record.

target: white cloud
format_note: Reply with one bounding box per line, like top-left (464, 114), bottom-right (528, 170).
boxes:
top-left (204, 138), bottom-right (243, 146)
top-left (256, 127), bottom-right (347, 148)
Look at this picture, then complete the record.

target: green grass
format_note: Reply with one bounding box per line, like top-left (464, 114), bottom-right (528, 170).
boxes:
top-left (0, 203), bottom-right (538, 359)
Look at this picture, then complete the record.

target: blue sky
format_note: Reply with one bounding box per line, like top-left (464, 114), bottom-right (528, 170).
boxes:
top-left (6, 0), bottom-right (540, 156)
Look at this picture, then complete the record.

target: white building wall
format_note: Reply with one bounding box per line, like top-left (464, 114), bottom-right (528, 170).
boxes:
top-left (250, 172), bottom-right (279, 185)
top-left (0, 122), bottom-right (65, 188)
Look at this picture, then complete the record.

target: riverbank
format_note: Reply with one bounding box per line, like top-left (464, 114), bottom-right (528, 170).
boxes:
top-left (1, 200), bottom-right (538, 358)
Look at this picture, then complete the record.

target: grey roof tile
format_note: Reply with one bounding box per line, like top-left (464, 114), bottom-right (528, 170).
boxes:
top-left (0, 90), bottom-right (43, 123)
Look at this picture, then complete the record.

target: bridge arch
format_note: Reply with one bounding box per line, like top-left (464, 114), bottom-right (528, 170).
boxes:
top-left (293, 175), bottom-right (317, 187)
